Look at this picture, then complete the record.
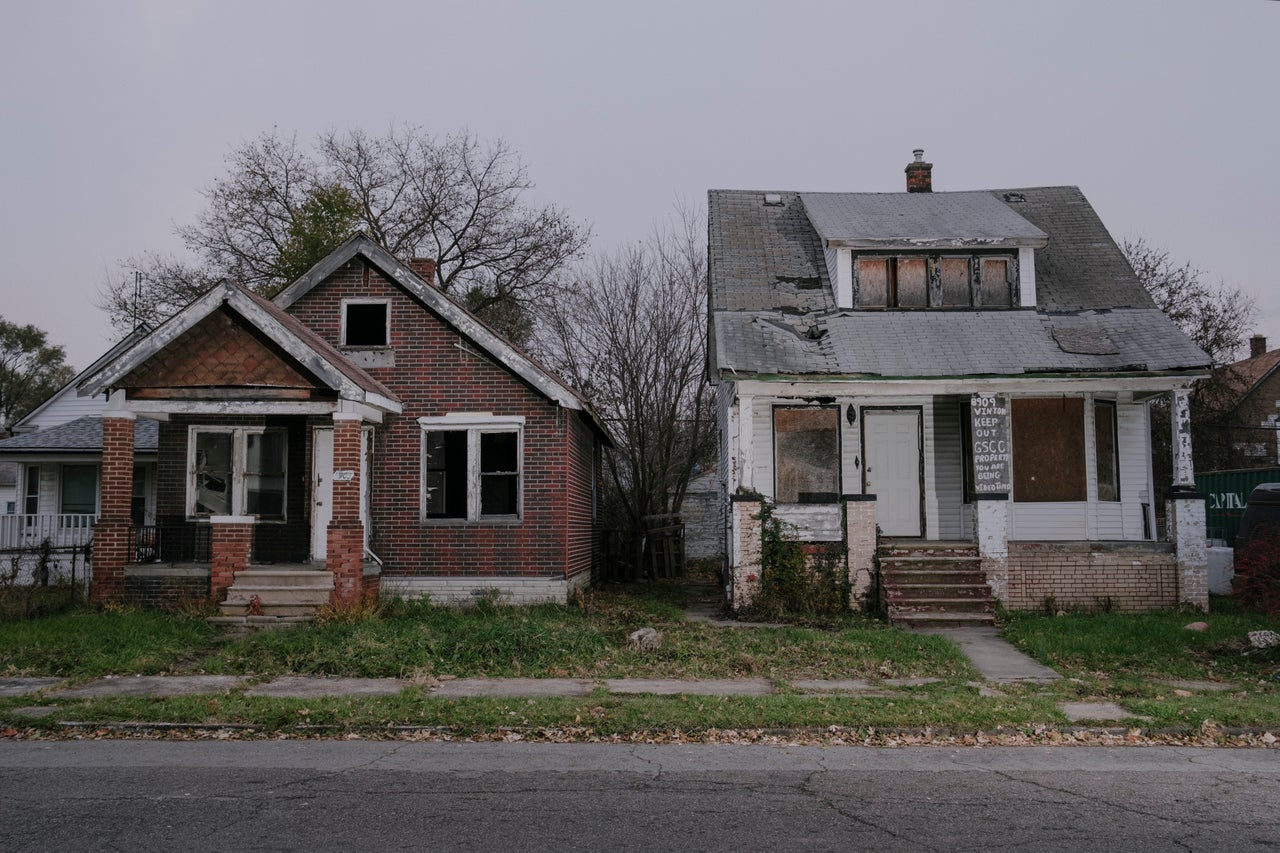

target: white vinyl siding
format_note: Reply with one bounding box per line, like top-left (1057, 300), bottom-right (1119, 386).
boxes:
top-left (18, 385), bottom-right (107, 431)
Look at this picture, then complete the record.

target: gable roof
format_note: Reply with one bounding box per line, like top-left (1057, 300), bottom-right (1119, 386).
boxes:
top-left (12, 327), bottom-right (149, 432)
top-left (800, 191), bottom-right (1048, 249)
top-left (77, 281), bottom-right (400, 413)
top-left (0, 415), bottom-right (159, 454)
top-left (274, 233), bottom-right (608, 429)
top-left (707, 185), bottom-right (1207, 381)
top-left (1219, 347), bottom-right (1280, 409)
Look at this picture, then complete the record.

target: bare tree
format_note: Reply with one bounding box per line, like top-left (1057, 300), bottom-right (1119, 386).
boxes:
top-left (1123, 237), bottom-right (1254, 366)
top-left (99, 127), bottom-right (590, 342)
top-left (1123, 238), bottom-right (1259, 481)
top-left (540, 207), bottom-right (715, 571)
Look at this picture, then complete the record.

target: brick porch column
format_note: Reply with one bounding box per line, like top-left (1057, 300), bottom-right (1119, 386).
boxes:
top-left (843, 495), bottom-right (877, 610)
top-left (728, 496), bottom-right (762, 612)
top-left (91, 412), bottom-right (135, 605)
top-left (210, 516), bottom-right (254, 602)
top-left (327, 413), bottom-right (365, 604)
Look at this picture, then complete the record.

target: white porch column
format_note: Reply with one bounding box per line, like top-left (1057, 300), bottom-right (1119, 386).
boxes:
top-left (738, 394), bottom-right (755, 493)
top-left (1167, 386), bottom-right (1208, 610)
top-left (1170, 386), bottom-right (1195, 491)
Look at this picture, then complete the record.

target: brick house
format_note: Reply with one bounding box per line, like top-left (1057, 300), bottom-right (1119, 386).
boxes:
top-left (77, 235), bottom-right (609, 616)
top-left (710, 152), bottom-right (1213, 624)
top-left (1200, 334), bottom-right (1280, 469)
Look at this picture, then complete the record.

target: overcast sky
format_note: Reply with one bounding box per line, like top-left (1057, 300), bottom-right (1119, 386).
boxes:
top-left (2, 0), bottom-right (1276, 371)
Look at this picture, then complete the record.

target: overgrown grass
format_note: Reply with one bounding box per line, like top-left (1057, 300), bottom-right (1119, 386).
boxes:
top-left (206, 589), bottom-right (974, 681)
top-left (0, 610), bottom-right (220, 677)
top-left (1000, 608), bottom-right (1280, 683)
top-left (0, 686), bottom-right (1055, 735)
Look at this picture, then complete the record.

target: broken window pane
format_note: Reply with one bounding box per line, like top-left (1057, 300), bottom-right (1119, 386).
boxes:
top-left (980, 258), bottom-right (1012, 308)
top-left (344, 302), bottom-right (388, 347)
top-left (896, 258), bottom-right (928, 307)
top-left (194, 432), bottom-right (233, 515)
top-left (1011, 398), bottom-right (1085, 502)
top-left (480, 432), bottom-right (519, 516)
top-left (855, 258), bottom-right (889, 308)
top-left (424, 431), bottom-right (468, 518)
top-left (940, 257), bottom-right (971, 307)
top-left (774, 407), bottom-right (839, 503)
top-left (1095, 401), bottom-right (1119, 502)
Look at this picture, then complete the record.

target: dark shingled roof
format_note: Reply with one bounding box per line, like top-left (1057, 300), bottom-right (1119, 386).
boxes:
top-left (707, 185), bottom-right (1206, 379)
top-left (0, 416), bottom-right (159, 454)
top-left (708, 191), bottom-right (834, 314)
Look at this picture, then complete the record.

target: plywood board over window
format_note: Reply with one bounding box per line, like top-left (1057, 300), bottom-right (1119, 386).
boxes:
top-left (940, 257), bottom-right (971, 307)
top-left (1011, 398), bottom-right (1085, 502)
top-left (855, 258), bottom-right (889, 308)
top-left (774, 406), bottom-right (839, 503)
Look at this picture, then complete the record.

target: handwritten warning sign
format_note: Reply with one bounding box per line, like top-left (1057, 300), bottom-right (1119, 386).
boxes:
top-left (971, 395), bottom-right (1010, 495)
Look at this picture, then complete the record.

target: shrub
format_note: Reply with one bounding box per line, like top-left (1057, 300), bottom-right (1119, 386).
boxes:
top-left (748, 501), bottom-right (849, 618)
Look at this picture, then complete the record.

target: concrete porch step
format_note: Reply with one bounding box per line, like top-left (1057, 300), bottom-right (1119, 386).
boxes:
top-left (886, 597), bottom-right (992, 613)
top-left (231, 569), bottom-right (334, 588)
top-left (224, 587), bottom-right (332, 605)
top-left (882, 569), bottom-right (987, 586)
top-left (887, 583), bottom-right (991, 599)
top-left (208, 615), bottom-right (315, 633)
top-left (891, 610), bottom-right (998, 629)
top-left (219, 601), bottom-right (329, 618)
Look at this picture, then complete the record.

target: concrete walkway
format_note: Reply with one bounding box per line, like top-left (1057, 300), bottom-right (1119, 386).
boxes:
top-left (918, 627), bottom-right (1061, 684)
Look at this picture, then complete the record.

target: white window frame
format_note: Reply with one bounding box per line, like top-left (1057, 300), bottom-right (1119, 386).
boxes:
top-left (340, 298), bottom-right (391, 348)
top-left (185, 426), bottom-right (288, 521)
top-left (418, 413), bottom-right (525, 522)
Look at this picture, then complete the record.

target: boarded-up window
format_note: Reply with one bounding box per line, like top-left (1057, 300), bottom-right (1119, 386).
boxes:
top-left (980, 258), bottom-right (1013, 308)
top-left (940, 257), bottom-right (971, 307)
top-left (855, 258), bottom-right (889, 307)
top-left (774, 407), bottom-right (839, 504)
top-left (1095, 401), bottom-right (1119, 502)
top-left (1011, 398), bottom-right (1085, 502)
top-left (896, 258), bottom-right (928, 307)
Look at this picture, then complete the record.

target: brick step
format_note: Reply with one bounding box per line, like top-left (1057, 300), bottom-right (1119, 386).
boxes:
top-left (882, 570), bottom-right (987, 587)
top-left (891, 610), bottom-right (997, 629)
top-left (877, 555), bottom-right (982, 566)
top-left (879, 544), bottom-right (979, 559)
top-left (887, 583), bottom-right (991, 600)
top-left (886, 597), bottom-right (992, 613)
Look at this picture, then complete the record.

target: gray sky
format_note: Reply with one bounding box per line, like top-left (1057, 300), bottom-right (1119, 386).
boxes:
top-left (3, 0), bottom-right (1277, 371)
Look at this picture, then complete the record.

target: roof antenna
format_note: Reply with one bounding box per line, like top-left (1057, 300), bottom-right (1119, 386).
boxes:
top-left (132, 270), bottom-right (142, 331)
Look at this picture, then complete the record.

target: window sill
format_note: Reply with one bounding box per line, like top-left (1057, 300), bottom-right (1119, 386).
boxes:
top-left (340, 346), bottom-right (395, 368)
top-left (420, 517), bottom-right (523, 527)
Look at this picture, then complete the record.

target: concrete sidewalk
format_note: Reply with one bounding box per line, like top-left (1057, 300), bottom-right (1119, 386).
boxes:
top-left (919, 626), bottom-right (1061, 683)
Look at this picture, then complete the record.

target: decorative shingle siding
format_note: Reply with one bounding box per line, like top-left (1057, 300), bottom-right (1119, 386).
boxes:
top-left (123, 308), bottom-right (317, 391)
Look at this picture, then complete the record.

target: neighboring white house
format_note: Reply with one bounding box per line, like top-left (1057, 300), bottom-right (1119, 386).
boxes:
top-left (709, 152), bottom-right (1212, 620)
top-left (0, 334), bottom-right (158, 556)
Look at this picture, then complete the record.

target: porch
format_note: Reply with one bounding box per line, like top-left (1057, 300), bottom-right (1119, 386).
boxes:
top-left (723, 383), bottom-right (1209, 614)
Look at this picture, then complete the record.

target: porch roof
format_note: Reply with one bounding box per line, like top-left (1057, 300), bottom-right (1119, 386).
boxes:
top-left (76, 281), bottom-right (402, 418)
top-left (713, 307), bottom-right (1210, 380)
top-left (0, 416), bottom-right (159, 455)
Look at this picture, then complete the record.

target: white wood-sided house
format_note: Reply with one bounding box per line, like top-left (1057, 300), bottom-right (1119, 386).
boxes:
top-left (709, 152), bottom-right (1213, 623)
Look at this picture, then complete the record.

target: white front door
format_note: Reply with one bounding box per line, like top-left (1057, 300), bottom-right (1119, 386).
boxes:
top-left (863, 409), bottom-right (923, 537)
top-left (312, 428), bottom-right (333, 560)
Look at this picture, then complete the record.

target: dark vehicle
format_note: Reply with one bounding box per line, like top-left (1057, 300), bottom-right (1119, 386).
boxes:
top-left (1236, 483), bottom-right (1280, 547)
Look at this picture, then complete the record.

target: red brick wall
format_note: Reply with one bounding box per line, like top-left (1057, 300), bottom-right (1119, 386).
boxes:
top-left (1005, 541), bottom-right (1179, 612)
top-left (288, 258), bottom-right (597, 581)
top-left (91, 415), bottom-right (136, 604)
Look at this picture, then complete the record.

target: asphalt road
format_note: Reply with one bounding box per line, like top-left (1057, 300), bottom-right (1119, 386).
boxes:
top-left (2, 741), bottom-right (1277, 851)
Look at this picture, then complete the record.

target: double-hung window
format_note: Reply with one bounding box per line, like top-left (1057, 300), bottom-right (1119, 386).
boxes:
top-left (419, 414), bottom-right (523, 521)
top-left (187, 427), bottom-right (287, 520)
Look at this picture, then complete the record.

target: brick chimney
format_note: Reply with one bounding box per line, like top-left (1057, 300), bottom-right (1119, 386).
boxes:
top-left (1250, 334), bottom-right (1268, 359)
top-left (407, 257), bottom-right (436, 283)
top-left (905, 149), bottom-right (932, 193)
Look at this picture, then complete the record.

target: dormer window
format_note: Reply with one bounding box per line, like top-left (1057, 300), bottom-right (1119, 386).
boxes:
top-left (852, 253), bottom-right (1016, 309)
top-left (342, 300), bottom-right (389, 347)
